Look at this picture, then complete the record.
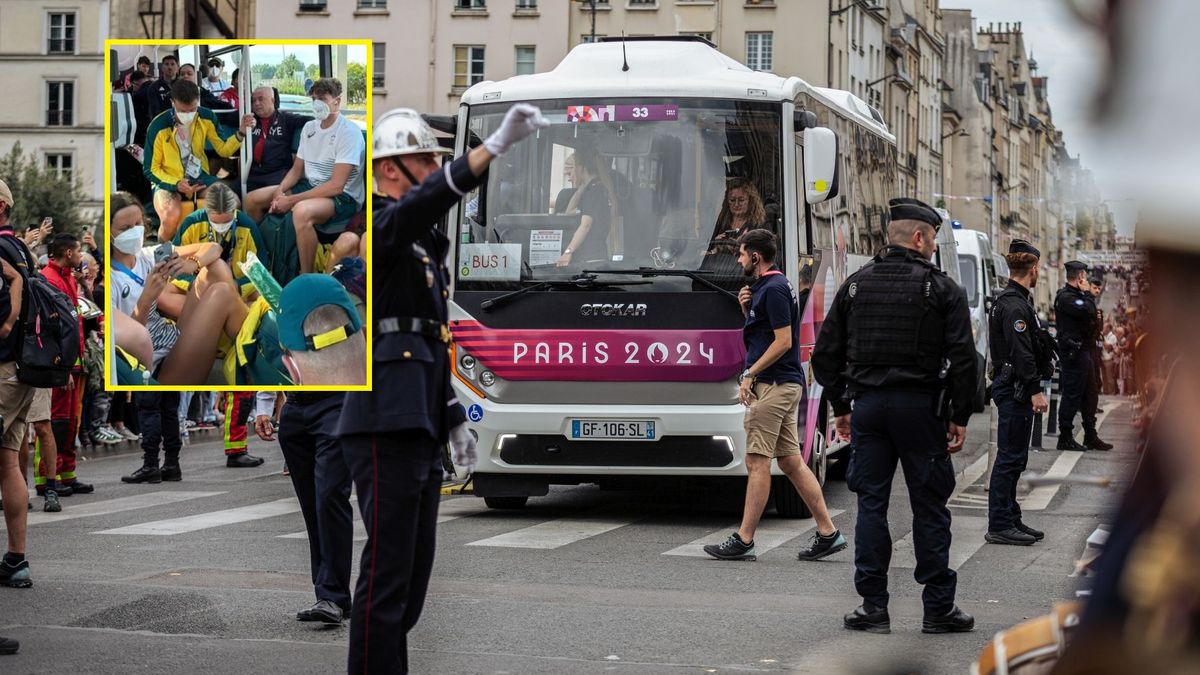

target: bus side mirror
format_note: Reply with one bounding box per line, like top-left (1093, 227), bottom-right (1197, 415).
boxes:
top-left (803, 127), bottom-right (838, 204)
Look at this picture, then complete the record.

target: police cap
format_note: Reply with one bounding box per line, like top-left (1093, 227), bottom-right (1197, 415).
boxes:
top-left (1065, 260), bottom-right (1089, 275)
top-left (1009, 239), bottom-right (1041, 258)
top-left (888, 197), bottom-right (942, 230)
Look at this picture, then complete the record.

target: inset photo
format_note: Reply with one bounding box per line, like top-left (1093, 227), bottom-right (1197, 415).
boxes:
top-left (104, 40), bottom-right (371, 389)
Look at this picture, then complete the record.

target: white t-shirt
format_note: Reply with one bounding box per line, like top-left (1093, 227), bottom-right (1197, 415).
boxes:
top-left (110, 250), bottom-right (179, 368)
top-left (297, 114), bottom-right (365, 207)
top-left (202, 79), bottom-right (229, 94)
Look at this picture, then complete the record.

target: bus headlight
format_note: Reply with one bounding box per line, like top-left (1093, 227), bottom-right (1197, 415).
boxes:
top-left (480, 370), bottom-right (496, 387)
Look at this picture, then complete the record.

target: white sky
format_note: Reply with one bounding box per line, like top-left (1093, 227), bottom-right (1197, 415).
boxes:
top-left (943, 0), bottom-right (1137, 236)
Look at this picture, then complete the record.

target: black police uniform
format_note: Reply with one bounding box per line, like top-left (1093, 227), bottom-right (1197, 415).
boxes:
top-left (987, 278), bottom-right (1043, 535)
top-left (1054, 281), bottom-right (1098, 442)
top-left (1081, 293), bottom-right (1105, 442)
top-left (812, 244), bottom-right (976, 619)
top-left (276, 391), bottom-right (353, 615)
top-left (337, 155), bottom-right (479, 674)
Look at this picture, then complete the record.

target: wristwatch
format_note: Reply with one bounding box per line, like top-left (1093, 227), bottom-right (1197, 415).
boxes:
top-left (738, 369), bottom-right (754, 385)
top-left (563, 247), bottom-right (573, 256)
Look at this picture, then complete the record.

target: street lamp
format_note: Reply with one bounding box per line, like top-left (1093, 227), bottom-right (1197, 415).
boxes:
top-left (572, 0), bottom-right (599, 43)
top-left (866, 73), bottom-right (904, 89)
top-left (942, 128), bottom-right (968, 140)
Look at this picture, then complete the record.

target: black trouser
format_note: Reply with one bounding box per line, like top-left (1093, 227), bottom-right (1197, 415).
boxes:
top-left (343, 432), bottom-right (442, 675)
top-left (988, 382), bottom-right (1034, 532)
top-left (1057, 350), bottom-right (1093, 436)
top-left (1082, 349), bottom-right (1101, 437)
top-left (135, 390), bottom-right (181, 467)
top-left (847, 390), bottom-right (957, 615)
top-left (279, 395), bottom-right (353, 612)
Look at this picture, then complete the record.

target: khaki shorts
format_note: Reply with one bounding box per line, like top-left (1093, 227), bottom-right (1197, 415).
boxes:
top-left (27, 387), bottom-right (51, 423)
top-left (0, 361), bottom-right (35, 451)
top-left (744, 381), bottom-right (804, 459)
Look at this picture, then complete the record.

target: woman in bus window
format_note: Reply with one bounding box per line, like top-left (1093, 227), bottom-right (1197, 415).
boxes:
top-left (557, 148), bottom-right (616, 267)
top-left (712, 178), bottom-right (766, 243)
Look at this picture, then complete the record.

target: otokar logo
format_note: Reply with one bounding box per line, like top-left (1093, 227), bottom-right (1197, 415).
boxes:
top-left (579, 303), bottom-right (647, 317)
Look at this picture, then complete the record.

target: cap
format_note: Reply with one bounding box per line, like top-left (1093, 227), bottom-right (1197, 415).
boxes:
top-left (1065, 260), bottom-right (1089, 275)
top-left (277, 274), bottom-right (363, 352)
top-left (0, 179), bottom-right (12, 208)
top-left (888, 197), bottom-right (942, 230)
top-left (1008, 239), bottom-right (1041, 258)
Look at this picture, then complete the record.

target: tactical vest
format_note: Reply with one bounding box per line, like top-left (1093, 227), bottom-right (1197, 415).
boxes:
top-left (845, 259), bottom-right (944, 372)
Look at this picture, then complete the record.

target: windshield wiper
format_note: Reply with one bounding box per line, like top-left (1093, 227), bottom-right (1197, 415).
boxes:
top-left (480, 274), bottom-right (652, 312)
top-left (582, 268), bottom-right (741, 305)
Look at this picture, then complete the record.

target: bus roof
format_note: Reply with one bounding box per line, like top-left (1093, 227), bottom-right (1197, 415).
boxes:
top-left (460, 38), bottom-right (892, 141)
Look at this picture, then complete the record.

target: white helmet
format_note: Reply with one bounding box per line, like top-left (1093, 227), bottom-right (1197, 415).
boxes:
top-left (373, 108), bottom-right (451, 161)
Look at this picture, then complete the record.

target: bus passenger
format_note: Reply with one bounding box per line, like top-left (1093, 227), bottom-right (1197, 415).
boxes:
top-left (556, 148), bottom-right (617, 267)
top-left (712, 178), bottom-right (767, 244)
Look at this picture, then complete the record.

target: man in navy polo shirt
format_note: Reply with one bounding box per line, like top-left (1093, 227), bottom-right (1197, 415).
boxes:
top-left (704, 228), bottom-right (845, 562)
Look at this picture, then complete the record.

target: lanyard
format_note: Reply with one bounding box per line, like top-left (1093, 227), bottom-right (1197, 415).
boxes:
top-left (760, 269), bottom-right (783, 278)
top-left (113, 260), bottom-right (144, 286)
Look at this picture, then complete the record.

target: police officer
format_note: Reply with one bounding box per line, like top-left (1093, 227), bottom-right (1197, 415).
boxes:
top-left (1054, 261), bottom-right (1108, 451)
top-left (812, 197), bottom-right (978, 635)
top-left (1081, 276), bottom-right (1113, 450)
top-left (985, 240), bottom-right (1051, 546)
top-left (337, 104), bottom-right (547, 673)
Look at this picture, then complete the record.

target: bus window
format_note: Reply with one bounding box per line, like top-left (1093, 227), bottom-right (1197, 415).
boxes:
top-left (959, 254), bottom-right (979, 308)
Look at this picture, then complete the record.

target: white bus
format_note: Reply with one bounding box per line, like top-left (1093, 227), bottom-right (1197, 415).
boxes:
top-left (446, 37), bottom-right (896, 516)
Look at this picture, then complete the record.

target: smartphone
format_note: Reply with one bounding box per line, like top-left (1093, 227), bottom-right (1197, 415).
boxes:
top-left (154, 241), bottom-right (174, 264)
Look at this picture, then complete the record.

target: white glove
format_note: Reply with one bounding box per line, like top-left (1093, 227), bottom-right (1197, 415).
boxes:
top-left (483, 103), bottom-right (550, 157)
top-left (448, 423), bottom-right (478, 477)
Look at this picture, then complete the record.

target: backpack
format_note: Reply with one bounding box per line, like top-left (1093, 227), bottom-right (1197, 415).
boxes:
top-left (0, 236), bottom-right (82, 387)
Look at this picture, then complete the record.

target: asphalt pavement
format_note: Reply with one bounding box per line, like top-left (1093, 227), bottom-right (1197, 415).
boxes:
top-left (0, 397), bottom-right (1138, 674)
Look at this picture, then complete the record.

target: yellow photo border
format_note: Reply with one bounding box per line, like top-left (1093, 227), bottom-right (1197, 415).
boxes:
top-left (102, 38), bottom-right (373, 392)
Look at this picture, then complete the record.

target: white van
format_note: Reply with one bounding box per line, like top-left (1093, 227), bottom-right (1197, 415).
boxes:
top-left (953, 227), bottom-right (1008, 411)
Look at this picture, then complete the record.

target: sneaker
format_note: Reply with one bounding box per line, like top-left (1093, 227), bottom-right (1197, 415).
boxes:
top-left (42, 490), bottom-right (61, 513)
top-left (1083, 435), bottom-right (1114, 451)
top-left (36, 484), bottom-right (71, 497)
top-left (922, 606), bottom-right (975, 634)
top-left (185, 420), bottom-right (199, 430)
top-left (0, 559), bottom-right (32, 588)
top-left (1016, 521), bottom-right (1045, 541)
top-left (226, 452), bottom-right (265, 468)
top-left (703, 532), bottom-right (757, 561)
top-left (160, 464), bottom-right (182, 482)
top-left (797, 529), bottom-right (848, 561)
top-left (116, 426), bottom-right (141, 441)
top-left (0, 636), bottom-right (18, 655)
top-left (985, 527), bottom-right (1038, 546)
top-left (1057, 435), bottom-right (1087, 451)
top-left (844, 604), bottom-right (890, 634)
top-left (91, 427), bottom-right (121, 445)
top-left (64, 481), bottom-right (94, 494)
top-left (122, 465), bottom-right (162, 484)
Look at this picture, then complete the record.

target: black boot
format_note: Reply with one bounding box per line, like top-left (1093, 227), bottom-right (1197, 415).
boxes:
top-left (122, 465), bottom-right (162, 484)
top-left (1057, 434), bottom-right (1087, 451)
top-left (844, 604), bottom-right (890, 634)
top-left (226, 452), bottom-right (265, 468)
top-left (1016, 521), bottom-right (1045, 541)
top-left (985, 528), bottom-right (1037, 546)
top-left (1083, 434), bottom-right (1114, 451)
top-left (160, 464), bottom-right (182, 482)
top-left (923, 606), bottom-right (975, 634)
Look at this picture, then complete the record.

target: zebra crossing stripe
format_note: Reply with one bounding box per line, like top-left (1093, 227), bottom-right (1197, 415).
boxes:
top-left (466, 510), bottom-right (642, 549)
top-left (94, 497), bottom-right (302, 536)
top-left (15, 492), bottom-right (226, 527)
top-left (892, 515), bottom-right (990, 570)
top-left (663, 509), bottom-right (847, 558)
top-left (275, 496), bottom-right (488, 541)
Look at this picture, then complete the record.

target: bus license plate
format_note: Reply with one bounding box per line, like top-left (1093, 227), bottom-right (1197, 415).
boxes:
top-left (570, 419), bottom-right (655, 441)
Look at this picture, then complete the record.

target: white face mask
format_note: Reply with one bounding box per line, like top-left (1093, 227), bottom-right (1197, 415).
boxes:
top-left (210, 217), bottom-right (233, 234)
top-left (113, 225), bottom-right (144, 255)
top-left (176, 110), bottom-right (196, 126)
top-left (209, 68), bottom-right (221, 79)
top-left (312, 99), bottom-right (331, 122)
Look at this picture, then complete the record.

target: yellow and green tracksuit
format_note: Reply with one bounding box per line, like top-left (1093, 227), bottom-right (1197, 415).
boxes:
top-left (174, 209), bottom-right (267, 300)
top-left (142, 107), bottom-right (242, 194)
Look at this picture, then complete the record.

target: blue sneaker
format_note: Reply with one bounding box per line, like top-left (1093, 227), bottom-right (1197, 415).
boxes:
top-left (0, 559), bottom-right (32, 588)
top-left (797, 529), bottom-right (848, 561)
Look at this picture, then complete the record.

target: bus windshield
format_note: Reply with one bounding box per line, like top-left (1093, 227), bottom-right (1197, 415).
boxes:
top-left (455, 98), bottom-right (782, 294)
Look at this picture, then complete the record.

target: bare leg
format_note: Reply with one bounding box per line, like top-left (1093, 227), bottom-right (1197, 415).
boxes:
top-left (357, 232), bottom-right (367, 260)
top-left (0, 449), bottom-right (26, 555)
top-left (777, 454), bottom-right (837, 535)
top-left (17, 437), bottom-right (28, 487)
top-left (736, 453), bottom-right (773, 543)
top-left (153, 190), bottom-right (183, 242)
top-left (114, 311), bottom-right (154, 368)
top-left (326, 232), bottom-right (360, 272)
top-left (174, 260), bottom-right (237, 331)
top-left (156, 283), bottom-right (249, 385)
top-left (291, 198), bottom-right (336, 275)
top-left (244, 186), bottom-right (277, 223)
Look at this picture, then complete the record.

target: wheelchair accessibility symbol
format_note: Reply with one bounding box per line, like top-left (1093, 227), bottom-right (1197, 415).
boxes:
top-left (467, 404), bottom-right (484, 422)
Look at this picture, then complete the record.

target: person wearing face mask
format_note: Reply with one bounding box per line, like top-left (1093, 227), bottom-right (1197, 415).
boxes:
top-left (812, 197), bottom-right (978, 636)
top-left (242, 86), bottom-right (313, 221)
top-left (178, 62), bottom-right (236, 124)
top-left (268, 78), bottom-right (364, 275)
top-left (143, 79), bottom-right (253, 242)
top-left (202, 56), bottom-right (229, 94)
top-left (174, 181), bottom-right (265, 302)
top-left (338, 103), bottom-right (547, 673)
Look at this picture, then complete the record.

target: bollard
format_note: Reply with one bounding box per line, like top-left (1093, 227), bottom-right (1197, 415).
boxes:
top-left (1046, 377), bottom-right (1059, 435)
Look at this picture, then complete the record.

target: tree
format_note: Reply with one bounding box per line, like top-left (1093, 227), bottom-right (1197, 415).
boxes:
top-left (305, 63), bottom-right (320, 80)
top-left (251, 62), bottom-right (276, 81)
top-left (277, 53), bottom-right (303, 80)
top-left (346, 62), bottom-right (366, 104)
top-left (0, 142), bottom-right (88, 235)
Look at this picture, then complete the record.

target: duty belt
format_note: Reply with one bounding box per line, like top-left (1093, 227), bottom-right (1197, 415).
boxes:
top-left (377, 316), bottom-right (452, 344)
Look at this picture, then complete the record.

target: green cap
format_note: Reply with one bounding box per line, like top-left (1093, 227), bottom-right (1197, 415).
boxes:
top-left (277, 274), bottom-right (363, 352)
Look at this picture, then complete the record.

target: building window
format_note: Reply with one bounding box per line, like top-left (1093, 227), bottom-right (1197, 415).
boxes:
top-left (516, 0), bottom-right (537, 7)
top-left (745, 32), bottom-right (773, 72)
top-left (455, 0), bottom-right (486, 8)
top-left (454, 46), bottom-right (485, 89)
top-left (515, 46), bottom-right (536, 76)
top-left (373, 43), bottom-right (386, 88)
top-left (47, 12), bottom-right (76, 54)
top-left (298, 0), bottom-right (327, 11)
top-left (581, 34), bottom-right (607, 43)
top-left (46, 81), bottom-right (74, 126)
top-left (46, 153), bottom-right (73, 181)
top-left (682, 31), bottom-right (713, 43)
top-left (358, 0), bottom-right (386, 8)
top-left (629, 0), bottom-right (656, 4)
